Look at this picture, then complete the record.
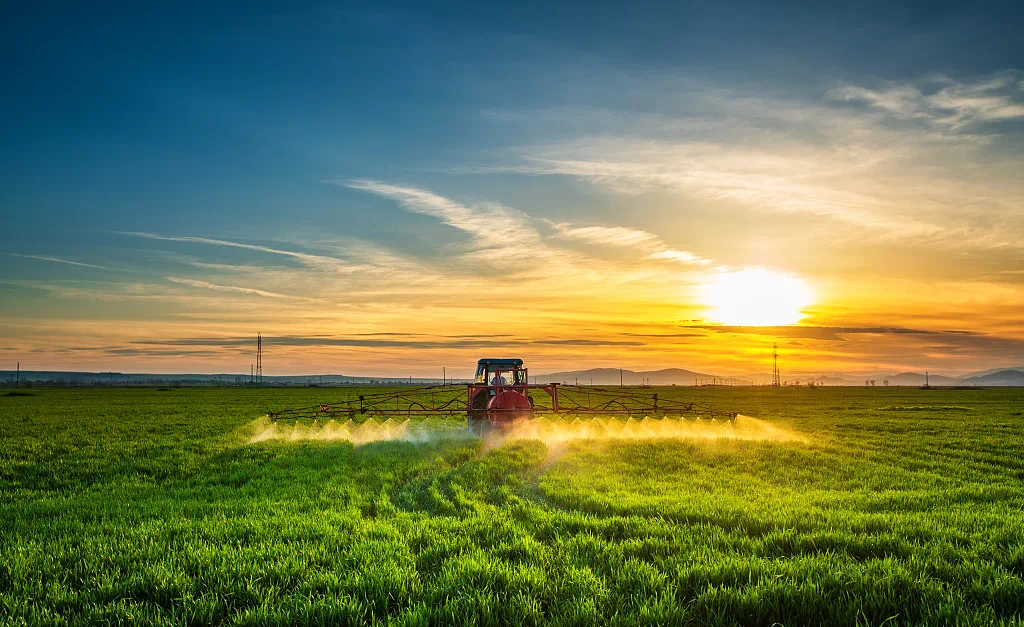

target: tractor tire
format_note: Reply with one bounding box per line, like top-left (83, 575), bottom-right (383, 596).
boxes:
top-left (467, 413), bottom-right (488, 436)
top-left (471, 390), bottom-right (490, 411)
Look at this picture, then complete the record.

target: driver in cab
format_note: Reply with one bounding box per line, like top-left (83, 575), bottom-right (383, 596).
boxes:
top-left (490, 372), bottom-right (508, 387)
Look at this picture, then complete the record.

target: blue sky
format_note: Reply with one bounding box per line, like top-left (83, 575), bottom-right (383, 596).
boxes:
top-left (2, 1), bottom-right (1023, 376)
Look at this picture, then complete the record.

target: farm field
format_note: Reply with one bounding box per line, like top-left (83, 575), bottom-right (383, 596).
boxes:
top-left (1, 386), bottom-right (1023, 626)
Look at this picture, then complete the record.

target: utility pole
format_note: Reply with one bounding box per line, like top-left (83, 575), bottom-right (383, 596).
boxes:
top-left (619, 368), bottom-right (623, 387)
top-left (256, 333), bottom-right (262, 385)
top-left (772, 343), bottom-right (781, 387)
top-left (16, 362), bottom-right (19, 388)
top-left (443, 367), bottom-right (446, 388)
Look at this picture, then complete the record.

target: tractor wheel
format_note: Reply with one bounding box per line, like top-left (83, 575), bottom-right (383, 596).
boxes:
top-left (471, 390), bottom-right (490, 411)
top-left (467, 413), bottom-right (488, 436)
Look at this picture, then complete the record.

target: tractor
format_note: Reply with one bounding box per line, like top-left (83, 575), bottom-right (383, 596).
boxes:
top-left (267, 357), bottom-right (737, 429)
top-left (467, 358), bottom-right (545, 434)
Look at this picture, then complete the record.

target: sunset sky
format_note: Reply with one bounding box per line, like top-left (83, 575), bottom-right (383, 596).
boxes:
top-left (2, 1), bottom-right (1023, 378)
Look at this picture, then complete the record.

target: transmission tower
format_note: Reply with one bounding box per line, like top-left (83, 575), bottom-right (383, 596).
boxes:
top-left (772, 343), bottom-right (781, 387)
top-left (256, 333), bottom-right (263, 385)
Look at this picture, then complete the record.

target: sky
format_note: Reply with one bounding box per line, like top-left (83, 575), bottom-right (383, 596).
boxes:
top-left (2, 0), bottom-right (1023, 378)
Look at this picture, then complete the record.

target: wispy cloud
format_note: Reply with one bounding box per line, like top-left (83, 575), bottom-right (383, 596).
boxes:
top-left (129, 334), bottom-right (644, 350)
top-left (339, 179), bottom-right (638, 288)
top-left (688, 325), bottom-right (982, 341)
top-left (341, 179), bottom-right (721, 287)
top-left (5, 253), bottom-right (109, 270)
top-left (688, 324), bottom-right (1024, 360)
top-left (340, 179), bottom-right (543, 263)
top-left (549, 223), bottom-right (659, 247)
top-left (648, 250), bottom-right (714, 266)
top-left (548, 221), bottom-right (713, 266)
top-left (475, 76), bottom-right (1024, 252)
top-left (118, 231), bottom-right (363, 271)
top-left (830, 73), bottom-right (1024, 129)
top-left (166, 277), bottom-right (312, 300)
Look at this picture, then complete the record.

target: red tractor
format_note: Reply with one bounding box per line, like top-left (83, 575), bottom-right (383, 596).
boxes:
top-left (467, 358), bottom-right (558, 433)
top-left (268, 357), bottom-right (737, 427)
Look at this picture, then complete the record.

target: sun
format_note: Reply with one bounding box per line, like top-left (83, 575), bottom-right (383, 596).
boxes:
top-left (699, 268), bottom-right (813, 326)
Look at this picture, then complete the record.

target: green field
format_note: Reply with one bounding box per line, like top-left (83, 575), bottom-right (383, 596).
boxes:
top-left (2, 386), bottom-right (1023, 626)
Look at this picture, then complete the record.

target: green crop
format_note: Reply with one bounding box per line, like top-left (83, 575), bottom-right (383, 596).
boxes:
top-left (1, 386), bottom-right (1022, 625)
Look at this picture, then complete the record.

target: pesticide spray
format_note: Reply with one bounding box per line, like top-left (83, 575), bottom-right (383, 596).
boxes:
top-left (246, 417), bottom-right (473, 445)
top-left (487, 414), bottom-right (803, 445)
top-left (245, 414), bottom-right (803, 446)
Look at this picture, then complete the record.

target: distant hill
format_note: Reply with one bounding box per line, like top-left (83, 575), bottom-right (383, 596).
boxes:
top-left (536, 367), bottom-right (716, 385)
top-left (0, 371), bottom-right (458, 386)
top-left (882, 372), bottom-right (959, 386)
top-left (806, 375), bottom-right (860, 386)
top-left (957, 365), bottom-right (1024, 380)
top-left (961, 369), bottom-right (1024, 386)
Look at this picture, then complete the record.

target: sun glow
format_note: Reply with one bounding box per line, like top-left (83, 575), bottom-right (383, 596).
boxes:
top-left (699, 268), bottom-right (813, 326)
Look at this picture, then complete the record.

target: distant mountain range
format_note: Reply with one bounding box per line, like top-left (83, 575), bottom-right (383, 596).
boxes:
top-left (958, 365), bottom-right (1024, 379)
top-left (878, 372), bottom-right (960, 386)
top-left (0, 371), bottom-right (457, 386)
top-left (779, 369), bottom-right (1024, 387)
top-left (535, 367), bottom-right (723, 386)
top-left (537, 367), bottom-right (1024, 387)
top-left (962, 370), bottom-right (1024, 385)
top-left (2, 367), bottom-right (1023, 387)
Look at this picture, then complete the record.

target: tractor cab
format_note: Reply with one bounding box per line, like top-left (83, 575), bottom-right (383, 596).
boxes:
top-left (474, 358), bottom-right (527, 386)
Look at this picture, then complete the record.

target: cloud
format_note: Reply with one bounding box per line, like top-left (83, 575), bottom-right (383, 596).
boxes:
top-left (342, 180), bottom-right (533, 258)
top-left (829, 73), bottom-right (1024, 129)
top-left (119, 231), bottom-right (364, 271)
top-left (548, 221), bottom-right (713, 266)
top-left (533, 338), bottom-right (643, 346)
top-left (498, 139), bottom-right (954, 241)
top-left (648, 250), bottom-right (713, 266)
top-left (687, 325), bottom-right (982, 341)
top-left (105, 348), bottom-right (224, 357)
top-left (102, 192), bottom-right (717, 322)
top-left (827, 84), bottom-right (924, 117)
top-left (166, 277), bottom-right (312, 300)
top-left (549, 223), bottom-right (659, 247)
top-left (620, 332), bottom-right (707, 338)
top-left (475, 77), bottom-right (1024, 253)
top-left (128, 334), bottom-right (644, 350)
top-left (682, 324), bottom-right (1024, 364)
top-left (5, 254), bottom-right (109, 270)
top-left (339, 180), bottom-right (697, 282)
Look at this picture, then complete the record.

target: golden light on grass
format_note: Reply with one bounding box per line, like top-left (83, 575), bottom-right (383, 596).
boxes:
top-left (699, 268), bottom-right (813, 326)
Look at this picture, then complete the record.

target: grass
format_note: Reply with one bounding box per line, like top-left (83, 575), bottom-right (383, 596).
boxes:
top-left (1, 386), bottom-right (1023, 626)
